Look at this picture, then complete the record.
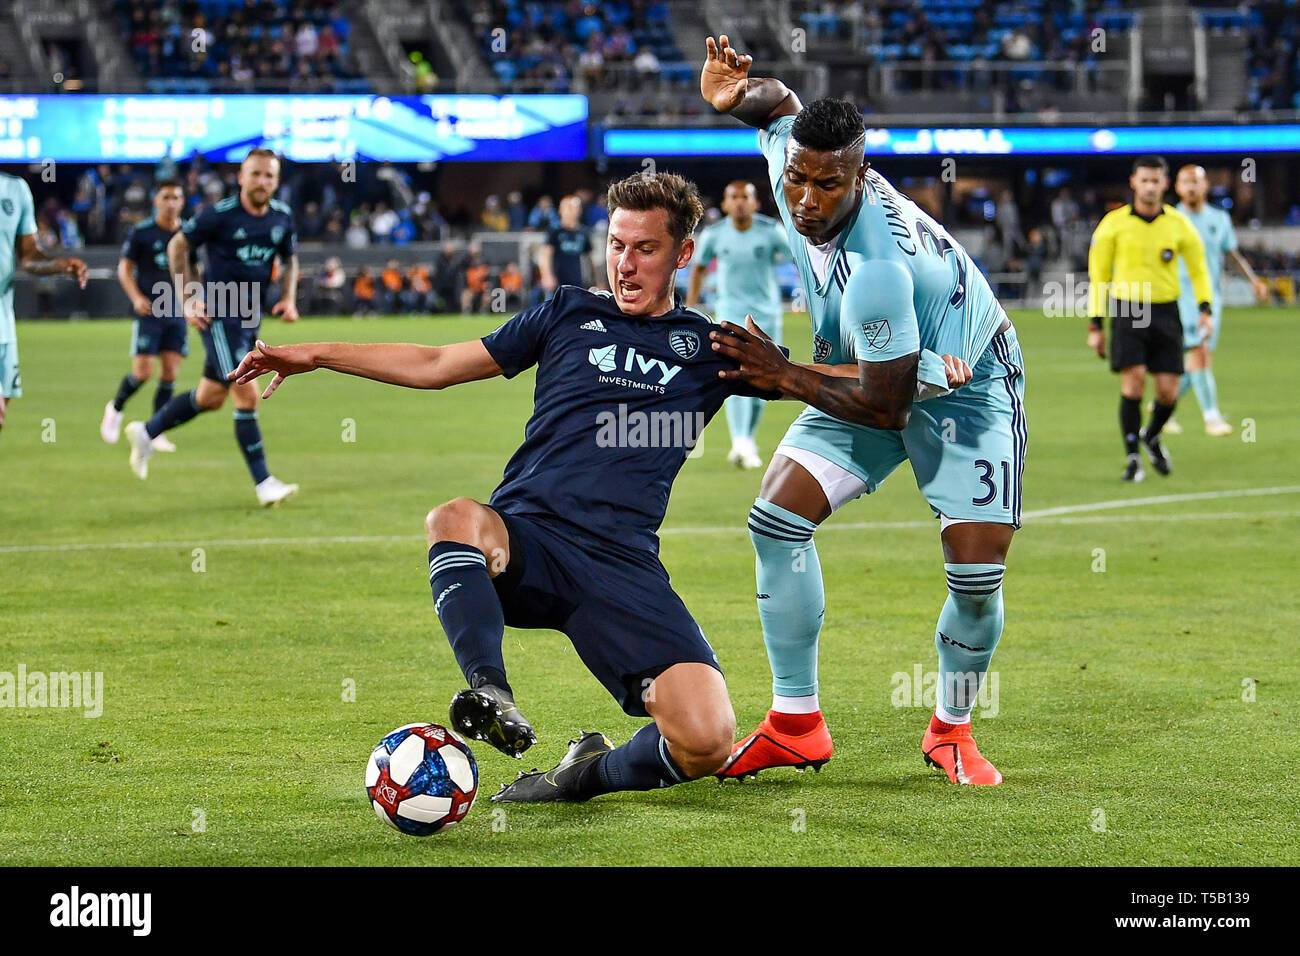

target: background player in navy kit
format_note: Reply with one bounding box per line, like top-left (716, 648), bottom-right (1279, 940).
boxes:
top-left (230, 171), bottom-right (967, 803)
top-left (123, 148), bottom-right (300, 506)
top-left (100, 180), bottom-right (189, 452)
top-left (537, 194), bottom-right (597, 298)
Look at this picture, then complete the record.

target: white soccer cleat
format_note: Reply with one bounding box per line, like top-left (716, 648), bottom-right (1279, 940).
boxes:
top-left (256, 475), bottom-right (299, 507)
top-left (125, 421), bottom-right (153, 479)
top-left (1204, 412), bottom-right (1232, 437)
top-left (739, 450), bottom-right (764, 470)
top-left (151, 434), bottom-right (177, 452)
top-left (726, 444), bottom-right (745, 468)
top-left (100, 402), bottom-right (123, 444)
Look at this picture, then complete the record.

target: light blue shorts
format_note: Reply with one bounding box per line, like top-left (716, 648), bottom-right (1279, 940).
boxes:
top-left (0, 338), bottom-right (20, 398)
top-left (776, 326), bottom-right (1027, 528)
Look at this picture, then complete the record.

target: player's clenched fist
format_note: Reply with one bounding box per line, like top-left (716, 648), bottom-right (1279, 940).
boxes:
top-left (701, 36), bottom-right (753, 113)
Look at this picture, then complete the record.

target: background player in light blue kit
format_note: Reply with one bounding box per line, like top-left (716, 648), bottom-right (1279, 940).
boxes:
top-left (0, 171), bottom-right (87, 434)
top-left (703, 35), bottom-right (1019, 786)
top-left (1172, 164), bottom-right (1269, 437)
top-left (687, 180), bottom-right (791, 468)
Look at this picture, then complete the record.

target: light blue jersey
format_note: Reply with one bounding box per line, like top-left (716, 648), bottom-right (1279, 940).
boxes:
top-left (758, 115), bottom-right (1025, 526)
top-left (759, 115), bottom-right (1008, 379)
top-left (0, 173), bottom-right (37, 397)
top-left (1175, 202), bottom-right (1237, 349)
top-left (694, 213), bottom-right (789, 342)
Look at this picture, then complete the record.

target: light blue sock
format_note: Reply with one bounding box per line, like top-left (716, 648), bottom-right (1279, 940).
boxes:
top-left (725, 396), bottom-right (762, 442)
top-left (1178, 373), bottom-right (1193, 399)
top-left (1188, 368), bottom-right (1219, 415)
top-left (748, 499), bottom-right (824, 697)
top-left (934, 563), bottom-right (1006, 719)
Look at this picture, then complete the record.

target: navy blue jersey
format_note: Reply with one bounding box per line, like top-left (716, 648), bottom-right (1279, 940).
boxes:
top-left (482, 285), bottom-right (771, 555)
top-left (546, 226), bottom-right (592, 287)
top-left (121, 217), bottom-right (184, 317)
top-left (182, 195), bottom-right (296, 318)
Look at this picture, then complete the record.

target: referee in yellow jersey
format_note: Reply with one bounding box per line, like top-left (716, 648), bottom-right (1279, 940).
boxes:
top-left (1087, 156), bottom-right (1214, 481)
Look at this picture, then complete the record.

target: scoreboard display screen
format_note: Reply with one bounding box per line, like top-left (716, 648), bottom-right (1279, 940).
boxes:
top-left (0, 94), bottom-right (588, 162)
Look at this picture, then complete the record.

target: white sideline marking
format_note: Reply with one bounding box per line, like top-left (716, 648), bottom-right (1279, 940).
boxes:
top-left (2, 487), bottom-right (1298, 554)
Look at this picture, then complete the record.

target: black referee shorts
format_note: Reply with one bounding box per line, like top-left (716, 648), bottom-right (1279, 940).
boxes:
top-left (1109, 301), bottom-right (1184, 374)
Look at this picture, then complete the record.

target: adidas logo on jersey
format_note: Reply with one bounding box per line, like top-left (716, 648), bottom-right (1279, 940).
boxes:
top-left (580, 319), bottom-right (607, 332)
top-left (233, 227), bottom-right (247, 239)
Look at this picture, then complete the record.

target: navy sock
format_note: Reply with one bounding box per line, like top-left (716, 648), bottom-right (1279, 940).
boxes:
top-left (233, 410), bottom-right (270, 484)
top-left (112, 375), bottom-right (144, 412)
top-left (588, 722), bottom-right (689, 797)
top-left (1120, 396), bottom-right (1141, 454)
top-left (153, 379), bottom-right (175, 414)
top-left (145, 390), bottom-right (203, 438)
top-left (428, 543), bottom-right (510, 693)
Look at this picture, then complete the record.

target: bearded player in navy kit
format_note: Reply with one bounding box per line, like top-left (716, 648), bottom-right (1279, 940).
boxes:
top-left (230, 170), bottom-right (977, 803)
top-left (124, 148), bottom-right (300, 506)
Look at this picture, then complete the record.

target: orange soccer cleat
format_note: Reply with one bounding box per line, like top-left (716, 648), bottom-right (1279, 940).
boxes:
top-left (716, 710), bottom-right (834, 780)
top-left (922, 718), bottom-right (1003, 785)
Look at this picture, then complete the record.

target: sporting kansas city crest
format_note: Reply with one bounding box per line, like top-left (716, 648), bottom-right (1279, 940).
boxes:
top-left (668, 329), bottom-right (700, 360)
top-left (813, 334), bottom-right (832, 363)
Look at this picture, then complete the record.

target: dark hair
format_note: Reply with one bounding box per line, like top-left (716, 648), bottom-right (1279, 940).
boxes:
top-left (791, 97), bottom-right (866, 152)
top-left (606, 171), bottom-right (704, 244)
top-left (153, 178), bottom-right (182, 194)
top-left (1133, 155), bottom-right (1168, 175)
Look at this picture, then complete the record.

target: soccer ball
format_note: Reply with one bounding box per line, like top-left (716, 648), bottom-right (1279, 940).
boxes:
top-left (366, 723), bottom-right (478, 836)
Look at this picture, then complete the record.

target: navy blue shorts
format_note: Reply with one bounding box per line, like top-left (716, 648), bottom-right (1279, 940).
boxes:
top-left (492, 511), bottom-right (720, 717)
top-left (200, 319), bottom-right (258, 383)
top-left (130, 317), bottom-right (189, 357)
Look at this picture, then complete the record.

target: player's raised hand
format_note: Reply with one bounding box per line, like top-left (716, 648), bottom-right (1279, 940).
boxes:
top-left (710, 316), bottom-right (789, 393)
top-left (58, 257), bottom-right (88, 289)
top-left (940, 354), bottom-right (972, 388)
top-left (701, 35), bottom-right (753, 113)
top-left (229, 339), bottom-right (317, 398)
top-left (272, 298), bottom-right (299, 323)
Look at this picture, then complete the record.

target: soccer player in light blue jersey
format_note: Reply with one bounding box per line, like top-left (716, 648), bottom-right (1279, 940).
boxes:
top-left (686, 180), bottom-right (791, 468)
top-left (702, 35), bottom-right (1022, 785)
top-left (1172, 165), bottom-right (1269, 437)
top-left (0, 172), bottom-right (87, 434)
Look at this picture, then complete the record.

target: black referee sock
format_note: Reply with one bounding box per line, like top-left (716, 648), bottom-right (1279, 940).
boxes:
top-left (1120, 396), bottom-right (1142, 454)
top-left (112, 375), bottom-right (144, 412)
top-left (428, 543), bottom-right (510, 692)
top-left (1146, 401), bottom-right (1176, 441)
top-left (153, 379), bottom-right (175, 413)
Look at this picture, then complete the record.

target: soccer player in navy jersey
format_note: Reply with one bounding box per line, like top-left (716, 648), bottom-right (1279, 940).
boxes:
top-left (124, 148), bottom-right (299, 506)
top-left (232, 170), bottom-right (971, 803)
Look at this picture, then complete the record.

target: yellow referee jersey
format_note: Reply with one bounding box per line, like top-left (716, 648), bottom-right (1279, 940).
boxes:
top-left (1088, 204), bottom-right (1213, 318)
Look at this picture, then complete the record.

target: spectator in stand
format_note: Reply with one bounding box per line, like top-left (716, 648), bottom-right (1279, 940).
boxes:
top-left (371, 202), bottom-right (399, 243)
top-left (506, 191), bottom-right (528, 231)
top-left (345, 211), bottom-right (370, 249)
top-left (461, 243), bottom-right (490, 313)
top-left (380, 259), bottom-right (405, 313)
top-left (402, 263), bottom-right (435, 313)
top-left (481, 194), bottom-right (509, 232)
top-left (528, 195), bottom-right (559, 231)
top-left (353, 266), bottom-right (377, 317)
top-left (1051, 188), bottom-right (1080, 234)
top-left (313, 255), bottom-right (347, 313)
top-left (498, 261), bottom-right (525, 310)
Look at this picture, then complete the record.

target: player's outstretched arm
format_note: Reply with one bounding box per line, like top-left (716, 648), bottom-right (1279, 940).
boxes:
top-left (701, 35), bottom-right (801, 129)
top-left (229, 338), bottom-right (503, 399)
top-left (17, 235), bottom-right (87, 287)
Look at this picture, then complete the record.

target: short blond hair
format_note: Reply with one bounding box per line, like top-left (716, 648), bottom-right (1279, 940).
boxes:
top-left (606, 172), bottom-right (704, 245)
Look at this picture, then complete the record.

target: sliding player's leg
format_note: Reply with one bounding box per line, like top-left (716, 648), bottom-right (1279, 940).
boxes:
top-left (426, 498), bottom-right (537, 758)
top-left (719, 407), bottom-right (906, 779)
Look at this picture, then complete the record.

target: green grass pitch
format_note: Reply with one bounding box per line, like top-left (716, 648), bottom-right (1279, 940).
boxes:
top-left (1, 307), bottom-right (1297, 866)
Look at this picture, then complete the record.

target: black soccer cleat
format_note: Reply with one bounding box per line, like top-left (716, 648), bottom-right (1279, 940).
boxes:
top-left (490, 731), bottom-right (614, 803)
top-left (1140, 430), bottom-right (1172, 476)
top-left (1121, 453), bottom-right (1145, 482)
top-left (449, 685), bottom-right (538, 759)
